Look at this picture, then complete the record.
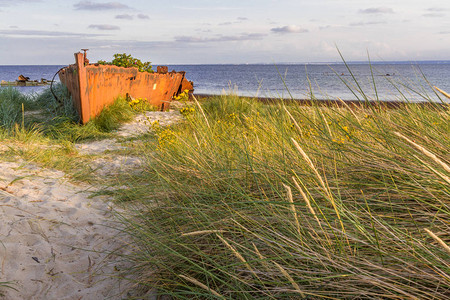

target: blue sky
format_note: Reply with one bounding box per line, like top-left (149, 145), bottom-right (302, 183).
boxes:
top-left (0, 0), bottom-right (449, 64)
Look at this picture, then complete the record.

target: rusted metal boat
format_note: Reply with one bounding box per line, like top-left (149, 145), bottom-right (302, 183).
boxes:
top-left (59, 52), bottom-right (193, 124)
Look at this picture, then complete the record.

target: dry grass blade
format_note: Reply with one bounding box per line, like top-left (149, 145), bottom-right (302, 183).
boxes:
top-left (216, 234), bottom-right (259, 279)
top-left (192, 95), bottom-right (211, 129)
top-left (290, 138), bottom-right (345, 234)
top-left (338, 97), bottom-right (362, 125)
top-left (394, 132), bottom-right (450, 173)
top-left (283, 184), bottom-right (302, 238)
top-left (291, 176), bottom-right (334, 255)
top-left (290, 138), bottom-right (330, 198)
top-left (433, 86), bottom-right (450, 99)
top-left (272, 261), bottom-right (306, 298)
top-left (181, 230), bottom-right (226, 237)
top-left (178, 274), bottom-right (224, 298)
top-left (292, 177), bottom-right (321, 227)
top-left (252, 243), bottom-right (264, 261)
top-left (283, 106), bottom-right (303, 135)
top-left (424, 228), bottom-right (450, 255)
top-left (320, 111), bottom-right (333, 137)
top-left (413, 155), bottom-right (450, 185)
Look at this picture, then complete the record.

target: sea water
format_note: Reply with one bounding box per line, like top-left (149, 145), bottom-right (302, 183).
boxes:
top-left (1, 62), bottom-right (449, 102)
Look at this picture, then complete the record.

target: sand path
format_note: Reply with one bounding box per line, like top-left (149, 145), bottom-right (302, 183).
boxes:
top-left (0, 161), bottom-right (129, 299)
top-left (0, 110), bottom-right (183, 299)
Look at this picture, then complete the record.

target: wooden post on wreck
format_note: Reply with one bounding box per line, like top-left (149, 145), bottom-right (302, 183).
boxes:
top-left (74, 52), bottom-right (90, 124)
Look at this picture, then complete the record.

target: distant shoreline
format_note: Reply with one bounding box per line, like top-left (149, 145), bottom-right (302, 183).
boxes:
top-left (193, 93), bottom-right (448, 109)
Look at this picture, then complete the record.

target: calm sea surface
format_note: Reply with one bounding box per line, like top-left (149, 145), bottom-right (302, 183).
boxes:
top-left (1, 62), bottom-right (449, 102)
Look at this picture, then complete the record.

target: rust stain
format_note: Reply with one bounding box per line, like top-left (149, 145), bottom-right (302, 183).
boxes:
top-left (59, 52), bottom-right (193, 124)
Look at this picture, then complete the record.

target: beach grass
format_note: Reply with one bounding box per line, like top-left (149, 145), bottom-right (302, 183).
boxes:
top-left (1, 83), bottom-right (155, 142)
top-left (0, 87), bottom-right (36, 129)
top-left (34, 83), bottom-right (140, 142)
top-left (112, 91), bottom-right (449, 298)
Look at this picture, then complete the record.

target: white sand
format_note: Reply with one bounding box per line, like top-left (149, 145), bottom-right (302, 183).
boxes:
top-left (0, 161), bottom-right (130, 299)
top-left (0, 109), bottom-right (183, 299)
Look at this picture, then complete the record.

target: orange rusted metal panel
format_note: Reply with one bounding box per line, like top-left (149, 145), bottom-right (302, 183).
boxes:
top-left (59, 52), bottom-right (193, 124)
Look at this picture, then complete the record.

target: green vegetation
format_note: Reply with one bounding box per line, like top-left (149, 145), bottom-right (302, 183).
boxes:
top-left (0, 84), bottom-right (156, 181)
top-left (98, 53), bottom-right (154, 73)
top-left (0, 83), bottom-right (156, 142)
top-left (0, 88), bottom-right (36, 129)
top-left (114, 93), bottom-right (449, 298)
top-left (127, 96), bottom-right (159, 113)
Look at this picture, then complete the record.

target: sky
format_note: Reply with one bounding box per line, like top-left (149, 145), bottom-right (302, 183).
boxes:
top-left (0, 0), bottom-right (449, 65)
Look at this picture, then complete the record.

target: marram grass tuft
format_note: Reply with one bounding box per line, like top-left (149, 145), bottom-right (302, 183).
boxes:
top-left (114, 89), bottom-right (449, 298)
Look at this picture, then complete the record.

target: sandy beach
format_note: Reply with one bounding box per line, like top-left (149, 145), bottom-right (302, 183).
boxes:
top-left (0, 110), bottom-right (182, 299)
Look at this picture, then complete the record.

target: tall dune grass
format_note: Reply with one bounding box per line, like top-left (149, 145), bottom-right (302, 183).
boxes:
top-left (115, 89), bottom-right (449, 298)
top-left (0, 87), bottom-right (36, 130)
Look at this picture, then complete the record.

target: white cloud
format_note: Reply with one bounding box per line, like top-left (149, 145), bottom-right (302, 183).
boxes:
top-left (427, 7), bottom-right (449, 12)
top-left (88, 24), bottom-right (120, 30)
top-left (423, 13), bottom-right (445, 18)
top-left (0, 28), bottom-right (106, 37)
top-left (0, 0), bottom-right (41, 6)
top-left (115, 14), bottom-right (133, 20)
top-left (174, 33), bottom-right (266, 43)
top-left (271, 25), bottom-right (308, 34)
top-left (137, 13), bottom-right (149, 19)
top-left (218, 17), bottom-right (248, 26)
top-left (349, 21), bottom-right (386, 26)
top-left (173, 6), bottom-right (240, 11)
top-left (359, 7), bottom-right (394, 14)
top-left (74, 1), bottom-right (130, 11)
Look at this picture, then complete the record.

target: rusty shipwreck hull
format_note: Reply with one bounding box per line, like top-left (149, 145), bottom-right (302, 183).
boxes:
top-left (59, 52), bottom-right (193, 124)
